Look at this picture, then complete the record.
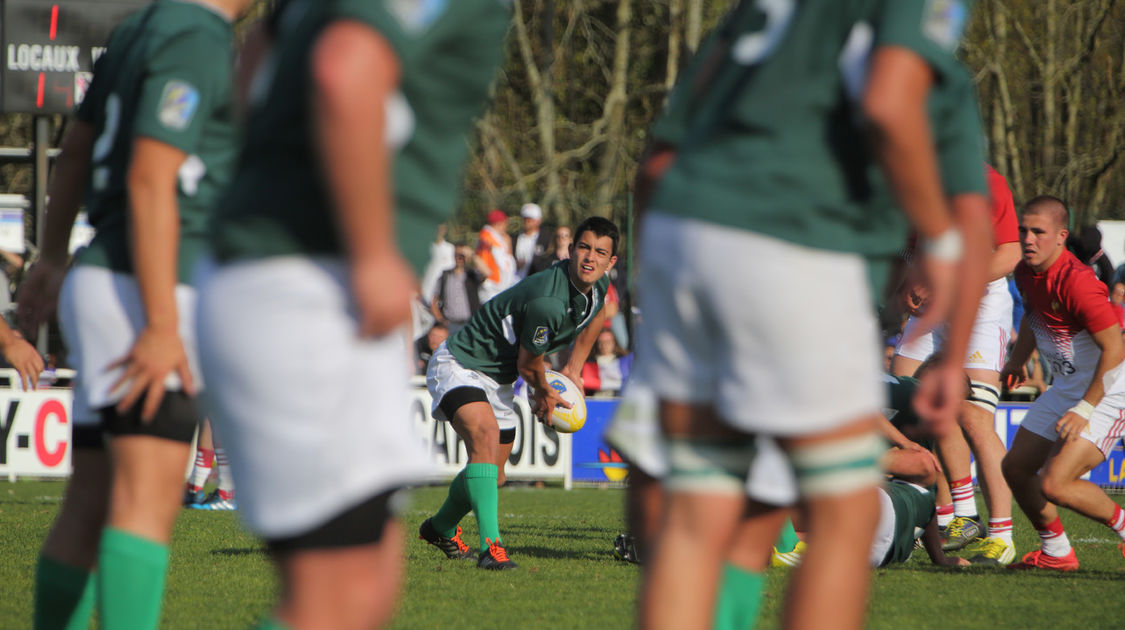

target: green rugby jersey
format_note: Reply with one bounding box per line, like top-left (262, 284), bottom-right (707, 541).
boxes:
top-left (74, 0), bottom-right (238, 284)
top-left (880, 479), bottom-right (936, 566)
top-left (447, 261), bottom-right (611, 384)
top-left (932, 65), bottom-right (987, 196)
top-left (649, 0), bottom-right (978, 257)
top-left (211, 0), bottom-right (511, 275)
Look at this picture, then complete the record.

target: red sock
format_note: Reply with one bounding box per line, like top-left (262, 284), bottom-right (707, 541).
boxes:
top-left (195, 448), bottom-right (214, 468)
top-left (1037, 517), bottom-right (1071, 557)
top-left (937, 503), bottom-right (954, 527)
top-left (1106, 505), bottom-right (1125, 542)
top-left (188, 448), bottom-right (214, 491)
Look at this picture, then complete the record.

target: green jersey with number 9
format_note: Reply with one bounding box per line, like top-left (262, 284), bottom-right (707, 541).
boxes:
top-left (649, 0), bottom-right (977, 258)
top-left (74, 0), bottom-right (238, 284)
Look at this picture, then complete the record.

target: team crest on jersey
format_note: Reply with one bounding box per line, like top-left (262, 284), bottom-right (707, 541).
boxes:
top-left (157, 80), bottom-right (200, 131)
top-left (533, 326), bottom-right (550, 346)
top-left (922, 0), bottom-right (968, 51)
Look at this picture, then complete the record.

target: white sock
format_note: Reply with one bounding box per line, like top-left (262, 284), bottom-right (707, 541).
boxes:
top-left (951, 477), bottom-right (977, 518)
top-left (188, 448), bottom-right (213, 490)
top-left (1038, 518), bottom-right (1071, 557)
top-left (988, 518), bottom-right (1013, 545)
top-left (216, 447), bottom-right (235, 500)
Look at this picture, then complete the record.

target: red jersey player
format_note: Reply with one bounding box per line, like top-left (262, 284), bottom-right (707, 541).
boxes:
top-left (1001, 195), bottom-right (1125, 570)
top-left (894, 163), bottom-right (1021, 563)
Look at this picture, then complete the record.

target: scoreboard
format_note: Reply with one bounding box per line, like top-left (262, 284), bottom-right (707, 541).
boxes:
top-left (2, 0), bottom-right (150, 114)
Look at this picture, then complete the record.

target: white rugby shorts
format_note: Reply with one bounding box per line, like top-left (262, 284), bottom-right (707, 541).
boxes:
top-left (1016, 384), bottom-right (1125, 458)
top-left (868, 486), bottom-right (897, 568)
top-left (604, 380), bottom-right (798, 505)
top-left (634, 212), bottom-right (883, 436)
top-left (196, 256), bottom-right (433, 539)
top-left (427, 342), bottom-right (520, 432)
top-left (896, 278), bottom-right (1013, 372)
top-left (57, 265), bottom-right (202, 427)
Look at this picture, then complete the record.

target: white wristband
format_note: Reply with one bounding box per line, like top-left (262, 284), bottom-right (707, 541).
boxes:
top-left (1069, 400), bottom-right (1095, 420)
top-left (921, 227), bottom-right (964, 263)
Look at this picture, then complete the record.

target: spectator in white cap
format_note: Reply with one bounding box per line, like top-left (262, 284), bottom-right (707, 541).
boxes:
top-left (515, 202), bottom-right (550, 280)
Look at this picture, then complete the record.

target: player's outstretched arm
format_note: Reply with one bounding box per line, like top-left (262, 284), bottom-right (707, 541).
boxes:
top-left (920, 515), bottom-right (969, 567)
top-left (109, 137), bottom-right (194, 420)
top-left (562, 304), bottom-right (607, 386)
top-left (865, 47), bottom-right (990, 338)
top-left (17, 120), bottom-right (94, 337)
top-left (313, 21), bottom-right (415, 338)
top-left (863, 47), bottom-right (946, 249)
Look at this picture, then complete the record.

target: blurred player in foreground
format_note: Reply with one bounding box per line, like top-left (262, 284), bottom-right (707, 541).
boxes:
top-left (894, 164), bottom-right (1020, 563)
top-left (197, 1), bottom-right (510, 628)
top-left (1001, 196), bottom-right (1125, 571)
top-left (633, 2), bottom-right (990, 629)
top-left (608, 370), bottom-right (961, 629)
top-left (419, 216), bottom-right (617, 570)
top-left (18, 0), bottom-right (250, 628)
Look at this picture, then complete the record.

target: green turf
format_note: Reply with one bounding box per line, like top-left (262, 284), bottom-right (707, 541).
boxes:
top-left (2, 481), bottom-right (1124, 629)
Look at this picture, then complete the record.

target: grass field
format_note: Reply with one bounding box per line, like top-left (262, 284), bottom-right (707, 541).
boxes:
top-left (1, 481), bottom-right (1124, 629)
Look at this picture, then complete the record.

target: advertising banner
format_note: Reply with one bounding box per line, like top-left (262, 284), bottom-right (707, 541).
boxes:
top-left (408, 384), bottom-right (572, 485)
top-left (0, 390), bottom-right (73, 479)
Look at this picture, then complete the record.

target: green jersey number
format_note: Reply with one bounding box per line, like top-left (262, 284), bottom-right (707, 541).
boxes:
top-left (731, 0), bottom-right (796, 66)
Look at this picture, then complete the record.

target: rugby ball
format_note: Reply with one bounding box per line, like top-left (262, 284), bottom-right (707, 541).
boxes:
top-left (543, 370), bottom-right (587, 433)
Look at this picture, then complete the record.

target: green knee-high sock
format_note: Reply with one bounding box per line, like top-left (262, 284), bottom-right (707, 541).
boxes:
top-left (97, 528), bottom-right (169, 630)
top-left (464, 462), bottom-right (500, 551)
top-left (774, 518), bottom-right (800, 553)
top-left (431, 470), bottom-right (473, 537)
top-left (34, 555), bottom-right (96, 630)
top-left (713, 563), bottom-right (766, 630)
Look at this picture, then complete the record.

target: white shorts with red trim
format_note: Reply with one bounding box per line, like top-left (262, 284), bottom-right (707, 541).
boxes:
top-left (1017, 385), bottom-right (1125, 458)
top-left (896, 278), bottom-right (1013, 372)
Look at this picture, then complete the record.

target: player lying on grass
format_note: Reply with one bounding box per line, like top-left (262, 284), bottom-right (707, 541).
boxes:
top-left (610, 371), bottom-right (955, 560)
top-left (419, 216), bottom-right (618, 570)
top-left (763, 454), bottom-right (969, 571)
top-left (1000, 195), bottom-right (1125, 571)
top-left (607, 371), bottom-right (966, 630)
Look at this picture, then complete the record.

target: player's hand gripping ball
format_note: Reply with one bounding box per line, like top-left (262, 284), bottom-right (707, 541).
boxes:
top-left (543, 370), bottom-right (587, 433)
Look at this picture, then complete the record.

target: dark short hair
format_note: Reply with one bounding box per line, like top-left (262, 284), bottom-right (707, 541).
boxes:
top-left (573, 216), bottom-right (620, 256)
top-left (1020, 195), bottom-right (1070, 230)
